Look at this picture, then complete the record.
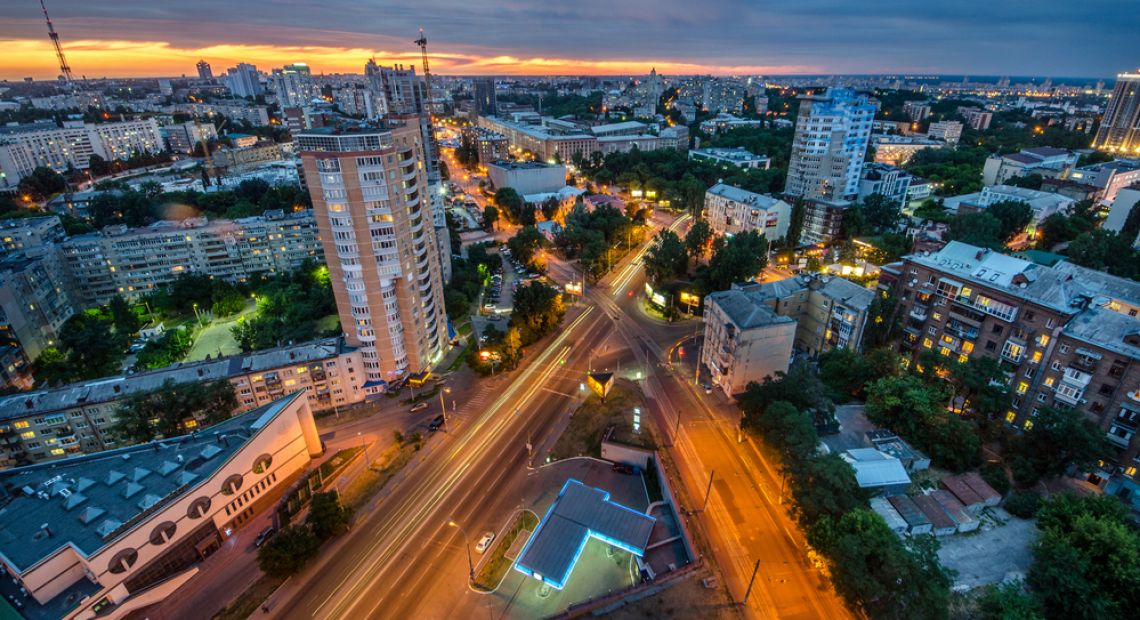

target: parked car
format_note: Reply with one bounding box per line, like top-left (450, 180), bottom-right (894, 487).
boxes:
top-left (410, 402), bottom-right (429, 413)
top-left (428, 415), bottom-right (445, 432)
top-left (475, 531), bottom-right (496, 553)
top-left (254, 526), bottom-right (275, 547)
top-left (700, 382), bottom-right (713, 394)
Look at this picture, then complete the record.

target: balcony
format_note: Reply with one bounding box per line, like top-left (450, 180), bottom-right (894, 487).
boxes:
top-left (1054, 384), bottom-right (1084, 406)
top-left (58, 435), bottom-right (80, 448)
top-left (1106, 426), bottom-right (1134, 449)
top-left (909, 305), bottom-right (929, 322)
top-left (1070, 356), bottom-right (1099, 374)
top-left (944, 320), bottom-right (979, 341)
top-left (1062, 367), bottom-right (1093, 388)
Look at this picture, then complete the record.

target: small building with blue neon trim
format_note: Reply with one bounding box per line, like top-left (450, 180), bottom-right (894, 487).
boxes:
top-left (513, 479), bottom-right (655, 590)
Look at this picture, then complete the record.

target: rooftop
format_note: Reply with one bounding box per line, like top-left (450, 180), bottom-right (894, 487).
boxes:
top-left (0, 393), bottom-right (301, 573)
top-left (907, 241), bottom-right (1140, 317)
top-left (706, 183), bottom-right (784, 208)
top-left (487, 160), bottom-right (564, 171)
top-left (0, 338), bottom-right (350, 422)
top-left (690, 147), bottom-right (769, 161)
top-left (514, 479), bottom-right (655, 590)
top-left (842, 449), bottom-right (911, 489)
top-left (706, 289), bottom-right (795, 330)
top-left (739, 273), bottom-right (876, 312)
top-left (589, 121), bottom-right (647, 134)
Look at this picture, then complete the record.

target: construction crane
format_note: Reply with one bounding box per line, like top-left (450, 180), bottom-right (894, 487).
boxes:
top-left (196, 117), bottom-right (226, 189)
top-left (413, 28), bottom-right (434, 119)
top-left (39, 0), bottom-right (74, 82)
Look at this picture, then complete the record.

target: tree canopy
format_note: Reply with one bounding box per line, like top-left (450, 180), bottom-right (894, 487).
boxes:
top-left (112, 379), bottom-right (238, 443)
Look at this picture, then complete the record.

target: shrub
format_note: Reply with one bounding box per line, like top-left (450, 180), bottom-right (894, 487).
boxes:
top-left (980, 462), bottom-right (1011, 497)
top-left (1004, 490), bottom-right (1041, 519)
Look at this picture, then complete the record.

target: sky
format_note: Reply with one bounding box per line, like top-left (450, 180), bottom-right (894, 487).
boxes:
top-left (1, 1), bottom-right (1137, 80)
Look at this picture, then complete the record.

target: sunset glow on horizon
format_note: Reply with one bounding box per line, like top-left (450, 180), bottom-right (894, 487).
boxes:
top-left (2, 38), bottom-right (823, 80)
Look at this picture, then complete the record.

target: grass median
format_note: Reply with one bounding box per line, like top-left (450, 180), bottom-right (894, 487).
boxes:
top-left (472, 510), bottom-right (539, 592)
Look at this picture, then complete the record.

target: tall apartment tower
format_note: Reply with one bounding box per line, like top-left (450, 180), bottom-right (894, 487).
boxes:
top-left (270, 63), bottom-right (316, 108)
top-left (196, 59), bottom-right (213, 80)
top-left (784, 88), bottom-right (878, 201)
top-left (296, 120), bottom-right (449, 389)
top-left (473, 77), bottom-right (497, 116)
top-left (226, 63), bottom-right (263, 99)
top-left (1092, 70), bottom-right (1140, 154)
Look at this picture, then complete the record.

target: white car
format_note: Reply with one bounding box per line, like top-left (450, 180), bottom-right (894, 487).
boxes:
top-left (475, 531), bottom-right (495, 553)
top-left (410, 402), bottom-right (429, 413)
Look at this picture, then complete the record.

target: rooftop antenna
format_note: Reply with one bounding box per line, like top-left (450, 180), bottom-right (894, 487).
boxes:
top-left (39, 0), bottom-right (74, 82)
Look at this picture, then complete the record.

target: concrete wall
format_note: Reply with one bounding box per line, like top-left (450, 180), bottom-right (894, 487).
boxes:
top-left (601, 441), bottom-right (653, 469)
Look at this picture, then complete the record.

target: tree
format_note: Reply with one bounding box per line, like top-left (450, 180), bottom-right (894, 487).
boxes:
top-left (737, 360), bottom-right (835, 430)
top-left (1013, 406), bottom-right (1112, 479)
top-left (791, 453), bottom-right (866, 523)
top-left (977, 582), bottom-right (1043, 620)
top-left (1120, 198), bottom-right (1140, 241)
top-left (88, 154), bottom-right (111, 177)
top-left (493, 187), bottom-right (525, 223)
top-left (785, 198), bottom-right (806, 247)
top-left (1028, 494), bottom-right (1140, 620)
top-left (1005, 173), bottom-right (1044, 190)
top-left (112, 379), bottom-right (238, 443)
top-left (482, 205), bottom-right (499, 232)
top-left (818, 348), bottom-right (874, 400)
top-left (307, 492), bottom-right (349, 539)
top-left (1064, 230), bottom-right (1140, 281)
top-left (861, 193), bottom-right (902, 232)
top-left (949, 212), bottom-right (1004, 249)
top-left (643, 230), bottom-right (688, 286)
top-left (257, 525), bottom-right (320, 578)
top-left (56, 309), bottom-right (126, 380)
top-left (507, 226), bottom-right (544, 269)
top-left (509, 282), bottom-right (565, 345)
top-left (864, 374), bottom-right (980, 471)
top-left (501, 326), bottom-right (523, 369)
top-left (17, 167), bottom-right (67, 201)
top-left (947, 356), bottom-right (1009, 419)
top-left (540, 196), bottom-right (560, 221)
top-left (107, 295), bottom-right (142, 337)
top-left (698, 230), bottom-right (769, 292)
top-left (808, 509), bottom-right (952, 620)
top-left (684, 218), bottom-right (712, 263)
top-left (986, 200), bottom-right (1034, 243)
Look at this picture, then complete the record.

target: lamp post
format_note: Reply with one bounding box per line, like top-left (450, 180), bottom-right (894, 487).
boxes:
top-left (448, 519), bottom-right (475, 583)
top-left (358, 431), bottom-right (370, 470)
top-left (439, 387), bottom-right (453, 432)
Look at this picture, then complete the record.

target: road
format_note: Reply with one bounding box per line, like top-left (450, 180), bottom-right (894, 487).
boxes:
top-left (267, 208), bottom-right (850, 620)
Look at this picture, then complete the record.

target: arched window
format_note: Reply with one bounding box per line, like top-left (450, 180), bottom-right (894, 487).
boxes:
top-left (221, 474), bottom-right (244, 496)
top-left (187, 496), bottom-right (211, 519)
top-left (252, 454), bottom-right (273, 475)
top-left (108, 548), bottom-right (138, 574)
top-left (149, 521), bottom-right (177, 545)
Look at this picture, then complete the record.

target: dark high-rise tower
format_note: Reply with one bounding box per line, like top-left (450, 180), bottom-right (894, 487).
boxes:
top-left (1093, 70), bottom-right (1140, 154)
top-left (473, 78), bottom-right (497, 116)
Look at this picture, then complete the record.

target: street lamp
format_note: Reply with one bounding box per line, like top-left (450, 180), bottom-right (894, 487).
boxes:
top-left (358, 431), bottom-right (370, 470)
top-left (448, 519), bottom-right (475, 583)
top-left (438, 387), bottom-right (453, 432)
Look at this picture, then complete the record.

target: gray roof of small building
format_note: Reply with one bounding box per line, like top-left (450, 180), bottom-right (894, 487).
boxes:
top-left (706, 289), bottom-right (795, 330)
top-left (1061, 305), bottom-right (1140, 359)
top-left (706, 183), bottom-right (782, 208)
top-left (0, 338), bottom-right (349, 422)
top-left (843, 449), bottom-right (912, 488)
top-left (515, 479), bottom-right (655, 588)
top-left (738, 274), bottom-right (876, 313)
top-left (0, 393), bottom-right (301, 573)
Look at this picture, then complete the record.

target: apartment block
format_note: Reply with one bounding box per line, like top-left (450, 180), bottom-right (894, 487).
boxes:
top-left (858, 163), bottom-right (912, 210)
top-left (0, 119), bottom-right (164, 190)
top-left (487, 160), bottom-right (567, 195)
top-left (800, 196), bottom-right (853, 245)
top-left (886, 242), bottom-right (1140, 503)
top-left (0, 338), bottom-right (362, 468)
top-left (1066, 159), bottom-right (1140, 203)
top-left (701, 289), bottom-right (796, 399)
top-left (60, 210), bottom-right (323, 306)
top-left (957, 107), bottom-right (993, 131)
top-left (161, 121), bottom-right (218, 155)
top-left (297, 120), bottom-right (449, 389)
top-left (1092, 70), bottom-right (1140, 154)
top-left (0, 392), bottom-right (322, 619)
top-left (926, 120), bottom-right (963, 144)
top-left (738, 273), bottom-right (876, 356)
top-left (475, 115), bottom-right (599, 163)
top-left (982, 146), bottom-right (1079, 186)
top-left (785, 88), bottom-right (877, 201)
top-left (461, 126), bottom-right (507, 164)
top-left (704, 183), bottom-right (790, 240)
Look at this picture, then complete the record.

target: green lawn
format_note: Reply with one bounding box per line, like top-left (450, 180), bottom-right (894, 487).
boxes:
top-left (183, 301), bottom-right (256, 362)
top-left (550, 380), bottom-right (655, 460)
top-left (473, 510), bottom-right (539, 592)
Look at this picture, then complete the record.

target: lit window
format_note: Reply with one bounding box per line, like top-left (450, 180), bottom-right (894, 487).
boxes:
top-left (296, 367), bottom-right (307, 374)
top-left (1005, 411), bottom-right (1017, 423)
top-left (1044, 376), bottom-right (1055, 387)
top-left (50, 448), bottom-right (65, 456)
top-left (20, 431), bottom-right (35, 439)
top-left (961, 341), bottom-right (974, 354)
top-left (1037, 334), bottom-right (1050, 347)
top-left (940, 347), bottom-right (952, 357)
top-left (958, 354), bottom-right (969, 364)
top-left (1016, 382), bottom-right (1029, 395)
top-left (960, 287), bottom-right (972, 298)
top-left (1031, 351), bottom-right (1043, 364)
top-left (14, 421), bottom-right (29, 429)
top-left (1023, 419), bottom-right (1034, 431)
top-left (922, 338), bottom-right (933, 349)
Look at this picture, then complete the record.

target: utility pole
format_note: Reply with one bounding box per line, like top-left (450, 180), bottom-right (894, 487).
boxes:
top-left (702, 470), bottom-right (714, 512)
top-left (742, 559), bottom-right (761, 605)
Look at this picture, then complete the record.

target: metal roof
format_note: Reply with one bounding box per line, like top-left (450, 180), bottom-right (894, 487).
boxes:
top-left (514, 479), bottom-right (655, 590)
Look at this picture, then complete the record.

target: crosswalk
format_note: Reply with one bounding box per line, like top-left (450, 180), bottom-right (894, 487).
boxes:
top-left (462, 384), bottom-right (495, 413)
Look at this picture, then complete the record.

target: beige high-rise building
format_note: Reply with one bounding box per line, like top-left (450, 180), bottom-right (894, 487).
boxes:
top-left (297, 118), bottom-right (449, 390)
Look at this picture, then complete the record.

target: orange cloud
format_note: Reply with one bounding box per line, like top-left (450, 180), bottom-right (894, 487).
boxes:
top-left (1, 38), bottom-right (820, 79)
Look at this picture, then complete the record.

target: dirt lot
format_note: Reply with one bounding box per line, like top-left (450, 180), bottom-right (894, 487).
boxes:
top-left (937, 508), bottom-right (1038, 589)
top-left (601, 569), bottom-right (740, 620)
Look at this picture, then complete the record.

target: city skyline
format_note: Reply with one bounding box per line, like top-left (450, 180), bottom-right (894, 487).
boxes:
top-left (2, 0), bottom-right (1137, 80)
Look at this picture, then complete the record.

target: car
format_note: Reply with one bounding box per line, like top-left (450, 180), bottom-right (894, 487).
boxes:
top-left (475, 531), bottom-right (496, 553)
top-left (254, 526), bottom-right (275, 547)
top-left (428, 415), bottom-right (445, 432)
top-left (410, 402), bottom-right (429, 413)
top-left (700, 382), bottom-right (713, 394)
